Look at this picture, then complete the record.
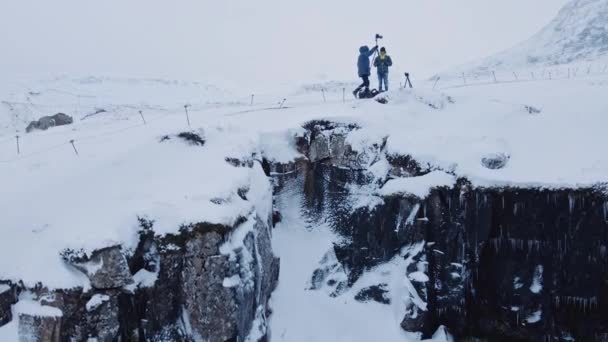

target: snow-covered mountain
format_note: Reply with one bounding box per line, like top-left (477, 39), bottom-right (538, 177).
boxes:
top-left (451, 0), bottom-right (608, 74)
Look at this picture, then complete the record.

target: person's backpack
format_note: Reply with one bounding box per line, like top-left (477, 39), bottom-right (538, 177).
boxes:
top-left (358, 88), bottom-right (380, 99)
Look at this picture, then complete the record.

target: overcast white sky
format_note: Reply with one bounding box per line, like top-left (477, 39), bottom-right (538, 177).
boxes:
top-left (0, 0), bottom-right (569, 86)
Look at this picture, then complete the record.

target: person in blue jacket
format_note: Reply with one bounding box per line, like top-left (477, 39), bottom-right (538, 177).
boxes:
top-left (374, 47), bottom-right (393, 92)
top-left (353, 45), bottom-right (378, 98)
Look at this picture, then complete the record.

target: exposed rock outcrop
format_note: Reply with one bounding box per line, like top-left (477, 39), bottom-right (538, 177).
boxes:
top-left (284, 121), bottom-right (608, 341)
top-left (65, 246), bottom-right (134, 290)
top-left (0, 283), bottom-right (16, 326)
top-left (2, 213), bottom-right (278, 342)
top-left (25, 113), bottom-right (73, 133)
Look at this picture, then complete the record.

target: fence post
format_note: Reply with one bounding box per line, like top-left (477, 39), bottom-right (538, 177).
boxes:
top-left (15, 135), bottom-right (20, 154)
top-left (432, 77), bottom-right (441, 90)
top-left (138, 110), bottom-right (147, 125)
top-left (250, 94), bottom-right (254, 106)
top-left (342, 88), bottom-right (345, 103)
top-left (321, 89), bottom-right (326, 103)
top-left (70, 139), bottom-right (79, 156)
top-left (279, 98), bottom-right (287, 109)
top-left (492, 71), bottom-right (497, 83)
top-left (184, 105), bottom-right (191, 127)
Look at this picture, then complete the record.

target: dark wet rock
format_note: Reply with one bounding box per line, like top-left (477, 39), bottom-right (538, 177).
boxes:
top-left (481, 152), bottom-right (510, 170)
top-left (226, 157), bottom-right (255, 168)
top-left (17, 306), bottom-right (63, 342)
top-left (0, 283), bottom-right (16, 326)
top-left (8, 214), bottom-right (278, 342)
top-left (280, 126), bottom-right (608, 341)
top-left (160, 131), bottom-right (206, 146)
top-left (401, 300), bottom-right (427, 333)
top-left (26, 113), bottom-right (73, 133)
top-left (309, 132), bottom-right (330, 162)
top-left (308, 250), bottom-right (347, 296)
top-left (177, 131), bottom-right (205, 146)
top-left (301, 120), bottom-right (384, 170)
top-left (525, 105), bottom-right (542, 114)
top-left (182, 231), bottom-right (237, 341)
top-left (85, 293), bottom-right (120, 342)
top-left (375, 96), bottom-right (389, 104)
top-left (354, 284), bottom-right (390, 304)
top-left (65, 246), bottom-right (134, 290)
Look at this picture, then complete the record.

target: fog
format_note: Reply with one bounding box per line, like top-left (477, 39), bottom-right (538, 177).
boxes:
top-left (0, 0), bottom-right (569, 86)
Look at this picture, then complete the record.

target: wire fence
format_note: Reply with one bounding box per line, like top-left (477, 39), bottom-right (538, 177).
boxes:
top-left (1, 63), bottom-right (607, 164)
top-left (431, 62), bottom-right (608, 90)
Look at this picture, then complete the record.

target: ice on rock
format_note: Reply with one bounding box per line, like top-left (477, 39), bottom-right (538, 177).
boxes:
top-left (86, 294), bottom-right (110, 312)
top-left (0, 285), bottom-right (9, 295)
top-left (526, 309), bottom-right (542, 324)
top-left (223, 275), bottom-right (241, 288)
top-left (530, 265), bottom-right (543, 294)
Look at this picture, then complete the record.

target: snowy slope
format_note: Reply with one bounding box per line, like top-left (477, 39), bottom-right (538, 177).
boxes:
top-left (446, 0), bottom-right (608, 76)
top-left (0, 72), bottom-right (607, 340)
top-left (1, 73), bottom-right (607, 289)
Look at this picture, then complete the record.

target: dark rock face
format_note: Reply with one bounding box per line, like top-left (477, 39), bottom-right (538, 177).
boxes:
top-left (18, 311), bottom-right (62, 342)
top-left (1, 216), bottom-right (278, 342)
top-left (291, 122), bottom-right (608, 341)
top-left (68, 246), bottom-right (134, 290)
top-left (182, 231), bottom-right (237, 341)
top-left (481, 153), bottom-right (510, 170)
top-left (26, 113), bottom-right (73, 133)
top-left (355, 284), bottom-right (391, 304)
top-left (0, 283), bottom-right (16, 326)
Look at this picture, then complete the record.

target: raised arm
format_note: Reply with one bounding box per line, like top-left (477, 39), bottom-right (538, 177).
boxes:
top-left (367, 46), bottom-right (378, 57)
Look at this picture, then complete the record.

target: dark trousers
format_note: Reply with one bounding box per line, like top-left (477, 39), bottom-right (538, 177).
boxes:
top-left (354, 75), bottom-right (370, 93)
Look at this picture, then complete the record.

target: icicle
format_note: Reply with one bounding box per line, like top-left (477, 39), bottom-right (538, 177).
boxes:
top-left (502, 195), bottom-right (505, 210)
top-left (603, 201), bottom-right (608, 222)
top-left (568, 194), bottom-right (575, 214)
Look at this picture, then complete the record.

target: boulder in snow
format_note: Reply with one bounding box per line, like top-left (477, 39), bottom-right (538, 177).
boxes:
top-left (25, 113), bottom-right (73, 133)
top-left (481, 153), bottom-right (510, 170)
top-left (64, 246), bottom-right (134, 290)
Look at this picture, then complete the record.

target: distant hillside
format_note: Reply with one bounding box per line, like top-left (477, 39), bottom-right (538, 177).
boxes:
top-left (448, 0), bottom-right (608, 75)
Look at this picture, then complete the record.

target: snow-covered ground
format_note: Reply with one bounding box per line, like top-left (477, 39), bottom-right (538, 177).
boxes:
top-left (1, 70), bottom-right (607, 289)
top-left (0, 67), bottom-right (607, 339)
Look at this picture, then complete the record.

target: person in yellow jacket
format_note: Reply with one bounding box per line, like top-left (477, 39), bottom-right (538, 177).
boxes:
top-left (373, 47), bottom-right (393, 92)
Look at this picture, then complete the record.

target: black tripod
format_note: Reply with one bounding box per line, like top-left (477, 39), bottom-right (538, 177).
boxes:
top-left (371, 34), bottom-right (382, 63)
top-left (403, 72), bottom-right (413, 88)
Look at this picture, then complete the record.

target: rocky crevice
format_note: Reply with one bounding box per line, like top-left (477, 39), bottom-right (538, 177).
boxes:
top-left (269, 120), bottom-right (608, 341)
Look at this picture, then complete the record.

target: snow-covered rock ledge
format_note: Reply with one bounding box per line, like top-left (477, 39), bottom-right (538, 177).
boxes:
top-left (276, 120), bottom-right (608, 341)
top-left (0, 214), bottom-right (279, 341)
